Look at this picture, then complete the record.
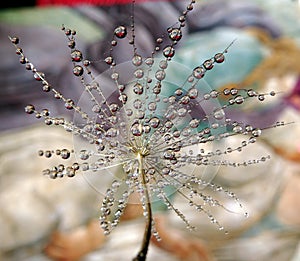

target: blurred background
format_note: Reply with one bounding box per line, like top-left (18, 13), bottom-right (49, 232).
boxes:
top-left (0, 0), bottom-right (300, 260)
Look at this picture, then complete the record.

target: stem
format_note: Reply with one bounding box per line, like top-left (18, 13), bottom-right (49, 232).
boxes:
top-left (133, 153), bottom-right (152, 261)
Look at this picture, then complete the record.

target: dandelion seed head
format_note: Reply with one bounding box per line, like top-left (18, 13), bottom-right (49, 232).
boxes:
top-left (9, 0), bottom-right (290, 251)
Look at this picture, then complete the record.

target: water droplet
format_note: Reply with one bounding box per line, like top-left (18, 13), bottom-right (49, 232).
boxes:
top-left (223, 88), bottom-right (230, 95)
top-left (133, 99), bottom-right (142, 109)
top-left (83, 60), bottom-right (90, 66)
top-left (203, 59), bottom-right (214, 70)
top-left (42, 109), bottom-right (50, 117)
top-left (106, 127), bottom-right (119, 137)
top-left (214, 53), bottom-right (225, 63)
top-left (230, 88), bottom-right (238, 95)
top-left (145, 57), bottom-right (154, 66)
top-left (79, 150), bottom-right (89, 160)
top-left (150, 117), bottom-right (160, 128)
top-left (148, 102), bottom-right (157, 111)
top-left (68, 40), bottom-right (75, 48)
top-left (92, 104), bottom-right (101, 113)
top-left (213, 108), bottom-right (225, 120)
top-left (163, 46), bottom-right (175, 58)
top-left (132, 54), bottom-right (142, 66)
top-left (193, 66), bottom-right (205, 79)
top-left (180, 96), bottom-right (190, 105)
top-left (34, 71), bottom-right (45, 81)
top-left (109, 103), bottom-right (119, 112)
top-left (252, 128), bottom-right (262, 137)
top-left (155, 70), bottom-right (166, 81)
top-left (134, 68), bottom-right (144, 79)
top-left (126, 108), bottom-right (133, 116)
top-left (10, 36), bottom-right (19, 44)
top-left (133, 83), bottom-right (143, 95)
top-left (105, 56), bottom-right (113, 65)
top-left (16, 47), bottom-right (22, 55)
top-left (25, 104), bottom-right (35, 114)
top-left (164, 120), bottom-right (173, 129)
top-left (73, 65), bottom-right (83, 76)
top-left (168, 28), bottom-right (182, 41)
top-left (61, 149), bottom-right (71, 159)
top-left (65, 99), bottom-right (74, 110)
top-left (175, 88), bottom-right (183, 96)
top-left (234, 95), bottom-right (244, 104)
top-left (131, 122), bottom-right (143, 136)
top-left (189, 119), bottom-right (200, 128)
top-left (71, 50), bottom-right (83, 62)
top-left (233, 125), bottom-right (243, 133)
top-left (114, 25), bottom-right (127, 38)
top-left (111, 72), bottom-right (119, 80)
top-left (159, 60), bottom-right (168, 69)
top-left (258, 94), bottom-right (265, 101)
top-left (247, 89), bottom-right (256, 97)
top-left (188, 88), bottom-right (198, 99)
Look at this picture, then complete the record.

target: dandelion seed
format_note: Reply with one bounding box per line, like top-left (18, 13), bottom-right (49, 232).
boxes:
top-left (9, 1), bottom-right (290, 260)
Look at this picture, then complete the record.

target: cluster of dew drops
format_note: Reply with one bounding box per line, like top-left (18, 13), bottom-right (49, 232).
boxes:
top-left (9, 0), bottom-right (287, 238)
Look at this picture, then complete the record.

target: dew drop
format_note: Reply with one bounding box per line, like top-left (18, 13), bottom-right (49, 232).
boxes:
top-left (105, 56), bottom-right (114, 65)
top-left (25, 104), bottom-right (35, 114)
top-left (223, 88), bottom-right (230, 95)
top-left (131, 122), bottom-right (143, 136)
top-left (111, 72), bottom-right (119, 80)
top-left (10, 36), bottom-right (19, 44)
top-left (175, 88), bottom-right (183, 96)
top-left (71, 50), bottom-right (83, 62)
top-left (16, 47), bottom-right (22, 55)
top-left (134, 69), bottom-right (144, 79)
top-left (159, 60), bottom-right (168, 69)
top-left (132, 54), bottom-right (143, 66)
top-left (145, 57), bottom-right (154, 66)
top-left (188, 88), bottom-right (198, 99)
top-left (163, 46), bottom-right (175, 58)
top-left (258, 94), bottom-right (265, 101)
top-left (252, 128), bottom-right (262, 137)
top-left (213, 108), bottom-right (225, 120)
top-left (193, 66), bottom-right (205, 79)
top-left (133, 83), bottom-right (143, 95)
top-left (203, 59), bottom-right (214, 70)
top-left (148, 102), bottom-right (157, 111)
top-left (126, 108), bottom-right (133, 116)
top-left (230, 88), bottom-right (238, 95)
top-left (73, 65), bottom-right (83, 76)
top-left (168, 28), bottom-right (182, 41)
top-left (234, 95), bottom-right (244, 104)
top-left (150, 117), bottom-right (160, 128)
top-left (79, 150), bottom-right (89, 160)
top-left (189, 119), bottom-right (200, 128)
top-left (155, 70), bottom-right (166, 81)
top-left (106, 127), bottom-right (119, 137)
top-left (34, 71), bottom-right (45, 81)
top-left (180, 96), bottom-right (190, 105)
top-left (247, 89), bottom-right (256, 97)
top-left (214, 53), bottom-right (225, 63)
top-left (233, 125), bottom-right (243, 133)
top-left (61, 149), bottom-right (71, 159)
top-left (114, 25), bottom-right (127, 38)
top-left (68, 40), bottom-right (75, 49)
top-left (133, 99), bottom-right (142, 109)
